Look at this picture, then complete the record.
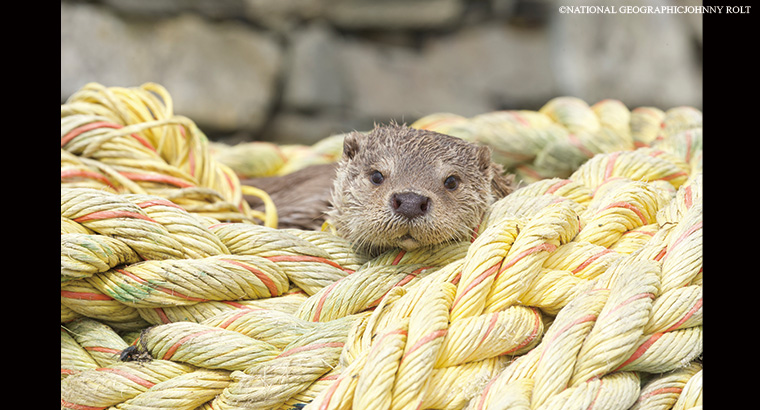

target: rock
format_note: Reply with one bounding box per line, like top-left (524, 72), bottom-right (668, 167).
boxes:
top-left (61, 0), bottom-right (703, 142)
top-left (338, 38), bottom-right (481, 123)
top-left (260, 111), bottom-right (353, 145)
top-left (422, 22), bottom-right (555, 108)
top-left (324, 0), bottom-right (465, 30)
top-left (549, 0), bottom-right (702, 109)
top-left (101, 0), bottom-right (246, 19)
top-left (61, 3), bottom-right (283, 134)
top-left (338, 22), bottom-right (554, 123)
top-left (242, 0), bottom-right (324, 32)
top-left (282, 23), bottom-right (348, 112)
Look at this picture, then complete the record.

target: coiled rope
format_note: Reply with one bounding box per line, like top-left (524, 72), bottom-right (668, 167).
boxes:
top-left (61, 83), bottom-right (702, 410)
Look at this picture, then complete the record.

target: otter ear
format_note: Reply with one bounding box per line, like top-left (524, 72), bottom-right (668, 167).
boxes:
top-left (476, 145), bottom-right (492, 173)
top-left (342, 132), bottom-right (362, 160)
top-left (477, 146), bottom-right (515, 199)
top-left (491, 168), bottom-right (516, 199)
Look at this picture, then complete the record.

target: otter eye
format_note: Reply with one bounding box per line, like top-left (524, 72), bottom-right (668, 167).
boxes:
top-left (444, 175), bottom-right (459, 190)
top-left (370, 171), bottom-right (384, 185)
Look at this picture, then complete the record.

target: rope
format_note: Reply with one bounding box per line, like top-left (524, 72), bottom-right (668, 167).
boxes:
top-left (137, 321), bottom-right (281, 372)
top-left (61, 82), bottom-right (270, 226)
top-left (61, 279), bottom-right (150, 330)
top-left (60, 83), bottom-right (703, 409)
top-left (631, 362), bottom-right (702, 410)
top-left (61, 233), bottom-right (141, 282)
top-left (208, 222), bottom-right (354, 295)
top-left (87, 255), bottom-right (290, 307)
top-left (108, 368), bottom-right (231, 409)
top-left (63, 318), bottom-right (130, 368)
top-left (61, 359), bottom-right (198, 409)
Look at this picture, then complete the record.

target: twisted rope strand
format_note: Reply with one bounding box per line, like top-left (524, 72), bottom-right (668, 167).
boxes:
top-left (60, 84), bottom-right (702, 409)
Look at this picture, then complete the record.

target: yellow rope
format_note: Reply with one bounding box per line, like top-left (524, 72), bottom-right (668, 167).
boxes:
top-left (112, 368), bottom-right (231, 410)
top-left (61, 360), bottom-right (198, 408)
top-left (673, 368), bottom-right (703, 409)
top-left (240, 184), bottom-right (278, 228)
top-left (60, 83), bottom-right (703, 409)
top-left (62, 82), bottom-right (265, 225)
top-left (63, 318), bottom-right (130, 368)
top-left (208, 222), bottom-right (354, 295)
top-left (61, 233), bottom-right (141, 282)
top-left (631, 362), bottom-right (701, 410)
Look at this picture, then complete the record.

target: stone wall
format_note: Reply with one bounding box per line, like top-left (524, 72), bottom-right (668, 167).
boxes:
top-left (61, 0), bottom-right (702, 145)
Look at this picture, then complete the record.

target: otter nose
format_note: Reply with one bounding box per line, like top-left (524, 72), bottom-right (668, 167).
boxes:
top-left (391, 192), bottom-right (430, 219)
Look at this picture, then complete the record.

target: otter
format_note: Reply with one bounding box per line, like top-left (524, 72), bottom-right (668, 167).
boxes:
top-left (242, 124), bottom-right (515, 256)
top-left (328, 124), bottom-right (514, 255)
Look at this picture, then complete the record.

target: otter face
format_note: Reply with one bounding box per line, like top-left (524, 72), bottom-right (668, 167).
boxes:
top-left (328, 124), bottom-right (500, 256)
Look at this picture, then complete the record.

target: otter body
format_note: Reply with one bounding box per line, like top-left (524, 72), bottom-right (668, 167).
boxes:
top-left (329, 124), bottom-right (514, 256)
top-left (244, 124), bottom-right (514, 256)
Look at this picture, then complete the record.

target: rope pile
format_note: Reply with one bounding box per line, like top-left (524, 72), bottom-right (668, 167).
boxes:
top-left (61, 83), bottom-right (702, 410)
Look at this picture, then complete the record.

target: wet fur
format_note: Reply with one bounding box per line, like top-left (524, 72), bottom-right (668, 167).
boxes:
top-left (329, 123), bottom-right (514, 256)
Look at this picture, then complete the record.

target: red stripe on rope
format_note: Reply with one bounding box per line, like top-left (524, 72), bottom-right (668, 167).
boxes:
top-left (222, 301), bottom-right (257, 310)
top-left (545, 179), bottom-right (572, 194)
top-left (572, 249), bottom-right (615, 275)
top-left (219, 259), bottom-right (280, 297)
top-left (154, 308), bottom-right (171, 324)
top-left (658, 171), bottom-right (689, 181)
top-left (450, 263), bottom-right (501, 312)
top-left (684, 185), bottom-right (693, 209)
top-left (368, 329), bottom-right (408, 357)
top-left (684, 130), bottom-right (693, 161)
top-left (61, 121), bottom-right (156, 152)
top-left (664, 298), bottom-right (702, 332)
top-left (568, 133), bottom-right (596, 158)
top-left (61, 169), bottom-right (118, 190)
top-left (136, 199), bottom-right (184, 210)
top-left (497, 243), bottom-right (557, 277)
top-left (502, 307), bottom-right (543, 355)
top-left (604, 151), bottom-right (621, 179)
top-left (510, 110), bottom-right (532, 127)
top-left (162, 329), bottom-right (223, 360)
top-left (118, 172), bottom-right (195, 188)
top-left (61, 121), bottom-right (122, 146)
top-left (312, 280), bottom-right (340, 322)
top-left (84, 346), bottom-right (122, 355)
top-left (515, 164), bottom-right (544, 180)
top-left (277, 342), bottom-right (345, 358)
top-left (614, 332), bottom-right (664, 371)
top-left (60, 399), bottom-right (106, 410)
top-left (73, 210), bottom-right (158, 224)
top-left (318, 374), bottom-right (343, 410)
top-left (61, 290), bottom-right (113, 301)
top-left (470, 312), bottom-right (500, 354)
top-left (391, 250), bottom-right (407, 265)
top-left (216, 310), bottom-right (252, 329)
top-left (662, 221), bottom-right (702, 261)
top-left (265, 255), bottom-right (353, 273)
top-left (401, 329), bottom-right (448, 363)
top-left (600, 201), bottom-right (648, 225)
top-left (654, 247), bottom-right (668, 261)
top-left (96, 367), bottom-right (156, 388)
top-left (633, 141), bottom-right (649, 148)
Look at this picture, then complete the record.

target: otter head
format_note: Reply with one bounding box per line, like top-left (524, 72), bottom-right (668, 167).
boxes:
top-left (328, 123), bottom-right (513, 256)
